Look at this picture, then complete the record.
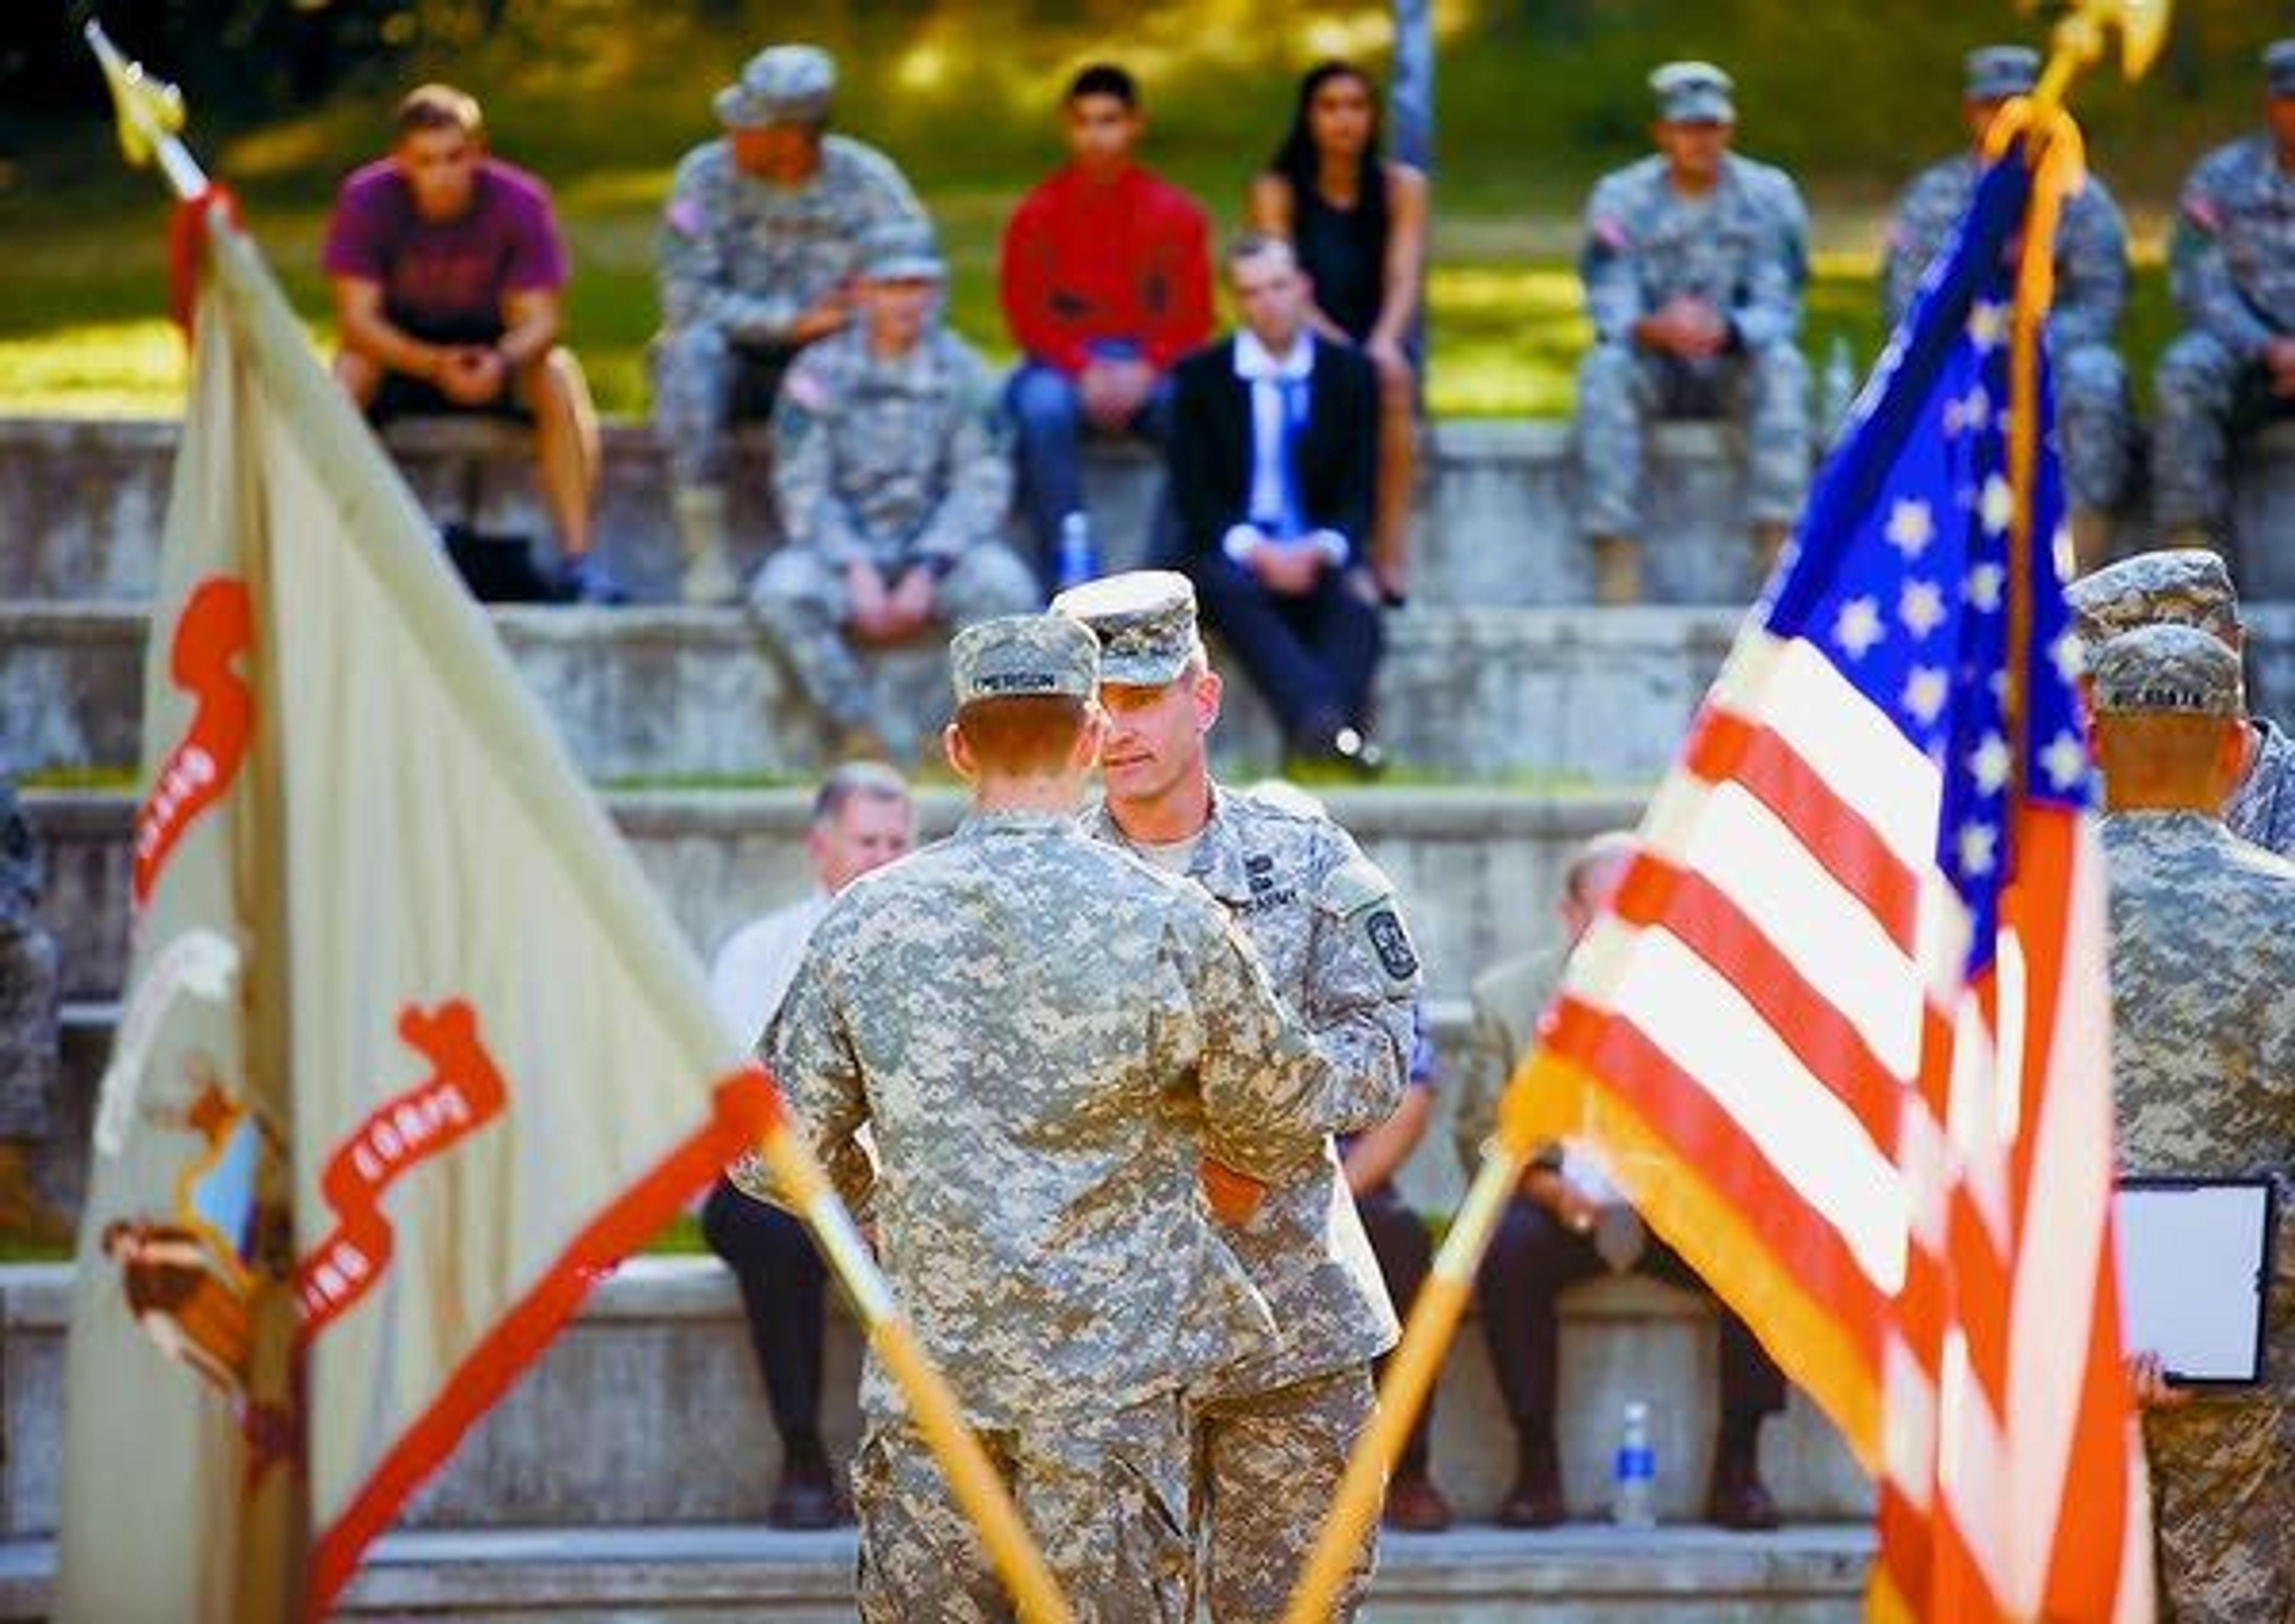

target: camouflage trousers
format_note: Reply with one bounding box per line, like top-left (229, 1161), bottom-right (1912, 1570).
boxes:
top-left (853, 1393), bottom-right (1194, 1623)
top-left (2054, 341), bottom-right (2137, 516)
top-left (1575, 340), bottom-right (1810, 540)
top-left (749, 541), bottom-right (1041, 734)
top-left (2144, 1394), bottom-right (2294, 1623)
top-left (2152, 328), bottom-right (2295, 535)
top-left (0, 914), bottom-right (59, 1140)
top-left (1195, 1363), bottom-right (1378, 1623)
top-left (650, 321), bottom-right (797, 492)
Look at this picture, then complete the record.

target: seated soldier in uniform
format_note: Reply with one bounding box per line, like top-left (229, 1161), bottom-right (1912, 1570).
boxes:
top-left (1574, 62), bottom-right (1811, 604)
top-left (1459, 831), bottom-right (1789, 1531)
top-left (323, 84), bottom-right (607, 600)
top-left (749, 223), bottom-right (1039, 762)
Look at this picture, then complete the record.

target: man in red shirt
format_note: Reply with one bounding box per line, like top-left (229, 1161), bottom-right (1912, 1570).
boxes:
top-left (1000, 63), bottom-right (1213, 593)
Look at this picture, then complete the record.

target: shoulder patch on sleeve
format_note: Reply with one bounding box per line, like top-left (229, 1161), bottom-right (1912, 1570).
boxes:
top-left (665, 196), bottom-right (706, 241)
top-left (2181, 194), bottom-right (2222, 236)
top-left (782, 363), bottom-right (833, 414)
top-left (1363, 907), bottom-right (1420, 985)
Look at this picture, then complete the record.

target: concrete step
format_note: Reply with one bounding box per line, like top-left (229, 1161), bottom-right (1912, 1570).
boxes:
top-left (8, 411), bottom-right (2295, 609)
top-left (2, 1257), bottom-right (1873, 1551)
top-left (0, 599), bottom-right (1757, 783)
top-left (0, 1524), bottom-right (1875, 1620)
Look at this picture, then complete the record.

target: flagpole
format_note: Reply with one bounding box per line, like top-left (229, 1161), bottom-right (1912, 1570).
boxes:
top-left (87, 25), bottom-right (1073, 1620)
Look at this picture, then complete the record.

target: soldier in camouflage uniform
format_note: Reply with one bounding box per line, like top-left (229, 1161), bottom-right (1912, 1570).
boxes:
top-left (2087, 625), bottom-right (2294, 1622)
top-left (2068, 549), bottom-right (2295, 858)
top-left (1883, 46), bottom-right (2135, 571)
top-left (1575, 62), bottom-right (1811, 604)
top-left (2153, 41), bottom-right (2295, 547)
top-left (751, 223), bottom-right (1038, 761)
top-left (1052, 572), bottom-right (1419, 1620)
top-left (654, 44), bottom-right (927, 604)
top-left (763, 614), bottom-right (1347, 1623)
top-left (0, 779), bottom-right (60, 1164)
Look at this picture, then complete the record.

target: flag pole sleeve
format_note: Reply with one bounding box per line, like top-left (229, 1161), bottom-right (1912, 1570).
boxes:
top-left (752, 1111), bottom-right (1075, 1624)
top-left (1284, 1144), bottom-right (1526, 1623)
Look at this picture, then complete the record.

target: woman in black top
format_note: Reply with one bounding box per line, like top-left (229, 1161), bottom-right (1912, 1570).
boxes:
top-left (1249, 61), bottom-right (1430, 603)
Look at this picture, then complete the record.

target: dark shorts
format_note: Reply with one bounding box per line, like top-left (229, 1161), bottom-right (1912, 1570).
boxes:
top-left (367, 319), bottom-right (531, 425)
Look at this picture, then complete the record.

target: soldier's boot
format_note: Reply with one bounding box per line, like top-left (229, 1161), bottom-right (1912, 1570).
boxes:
top-left (1590, 534), bottom-right (1643, 606)
top-left (1751, 520), bottom-right (1792, 584)
top-left (2067, 507), bottom-right (2114, 575)
top-left (674, 485), bottom-right (740, 606)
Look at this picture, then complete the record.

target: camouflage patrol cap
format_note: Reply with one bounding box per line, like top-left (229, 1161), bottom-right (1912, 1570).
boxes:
top-left (1651, 61), bottom-right (1734, 124)
top-left (2088, 624), bottom-right (2245, 718)
top-left (1963, 45), bottom-right (2040, 100)
top-left (950, 614), bottom-right (1100, 706)
top-left (715, 44), bottom-right (836, 129)
top-left (2268, 39), bottom-right (2295, 99)
top-left (858, 220), bottom-right (945, 282)
top-left (2065, 550), bottom-right (2241, 651)
top-left (1051, 569), bottom-right (1201, 685)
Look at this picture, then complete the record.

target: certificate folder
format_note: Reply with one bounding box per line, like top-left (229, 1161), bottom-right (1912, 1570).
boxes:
top-left (2115, 1176), bottom-right (2276, 1389)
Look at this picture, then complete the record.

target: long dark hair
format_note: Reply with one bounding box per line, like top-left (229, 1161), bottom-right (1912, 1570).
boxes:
top-left (1266, 60), bottom-right (1388, 241)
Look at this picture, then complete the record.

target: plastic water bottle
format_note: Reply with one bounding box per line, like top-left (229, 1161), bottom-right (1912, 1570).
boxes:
top-left (1612, 1401), bottom-right (1657, 1530)
top-left (1055, 511), bottom-right (1099, 593)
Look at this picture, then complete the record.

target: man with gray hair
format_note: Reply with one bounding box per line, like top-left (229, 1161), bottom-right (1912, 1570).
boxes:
top-left (2086, 623), bottom-right (2294, 1618)
top-left (702, 761), bottom-right (916, 1528)
top-left (654, 43), bottom-right (927, 603)
top-left (2066, 549), bottom-right (2295, 856)
top-left (1459, 828), bottom-right (1788, 1530)
top-left (1882, 45), bottom-right (2133, 571)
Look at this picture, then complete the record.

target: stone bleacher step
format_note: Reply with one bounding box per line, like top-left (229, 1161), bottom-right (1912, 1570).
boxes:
top-left (0, 599), bottom-right (1752, 785)
top-left (8, 413), bottom-right (2294, 611)
top-left (0, 1523), bottom-right (1877, 1621)
top-left (1, 1258), bottom-right (1872, 1556)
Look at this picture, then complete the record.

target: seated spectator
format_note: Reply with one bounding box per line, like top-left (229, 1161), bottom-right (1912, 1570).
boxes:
top-left (1167, 234), bottom-right (1385, 774)
top-left (1883, 46), bottom-right (2134, 573)
top-left (1248, 60), bottom-right (1429, 604)
top-left (2153, 39), bottom-right (2295, 551)
top-left (1001, 63), bottom-right (1213, 591)
top-left (1342, 1004), bottom-right (1452, 1532)
top-left (1458, 831), bottom-right (1788, 1530)
top-left (323, 84), bottom-right (607, 600)
top-left (655, 44), bottom-right (927, 605)
top-left (1575, 62), bottom-right (1811, 604)
top-left (749, 223), bottom-right (1038, 762)
top-left (705, 761), bottom-right (917, 1528)
top-left (0, 776), bottom-right (63, 1242)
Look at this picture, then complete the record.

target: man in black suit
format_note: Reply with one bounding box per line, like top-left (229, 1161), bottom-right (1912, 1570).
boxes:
top-left (1166, 233), bottom-right (1386, 773)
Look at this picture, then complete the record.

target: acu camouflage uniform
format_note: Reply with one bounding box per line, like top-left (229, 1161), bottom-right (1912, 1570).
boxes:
top-left (0, 780), bottom-right (58, 1141)
top-left (653, 133), bottom-right (925, 491)
top-left (2067, 549), bottom-right (2295, 860)
top-left (2100, 813), bottom-right (2295, 1622)
top-left (751, 321), bottom-right (1038, 740)
top-left (1885, 158), bottom-right (2134, 513)
top-left (762, 614), bottom-right (1342, 1623)
top-left (2154, 76), bottom-right (2295, 536)
top-left (1087, 786), bottom-right (1417, 1620)
top-left (1060, 571), bottom-right (1419, 1622)
top-left (1576, 143), bottom-right (1813, 543)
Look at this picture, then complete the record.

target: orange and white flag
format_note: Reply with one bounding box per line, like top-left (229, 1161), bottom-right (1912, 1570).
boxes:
top-left (58, 204), bottom-right (767, 1623)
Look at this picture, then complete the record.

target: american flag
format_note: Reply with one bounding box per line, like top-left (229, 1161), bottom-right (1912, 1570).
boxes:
top-left (1518, 136), bottom-right (2151, 1618)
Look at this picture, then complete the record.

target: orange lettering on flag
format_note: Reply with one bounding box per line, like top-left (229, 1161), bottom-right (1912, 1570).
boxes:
top-left (296, 1000), bottom-right (509, 1340)
top-left (133, 577), bottom-right (255, 908)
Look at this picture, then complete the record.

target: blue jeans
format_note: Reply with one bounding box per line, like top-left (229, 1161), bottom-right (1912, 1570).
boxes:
top-left (1005, 360), bottom-right (1176, 587)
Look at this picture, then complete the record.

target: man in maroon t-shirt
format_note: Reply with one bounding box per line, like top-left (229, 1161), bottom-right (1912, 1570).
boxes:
top-left (323, 84), bottom-right (605, 598)
top-left (1000, 63), bottom-right (1213, 593)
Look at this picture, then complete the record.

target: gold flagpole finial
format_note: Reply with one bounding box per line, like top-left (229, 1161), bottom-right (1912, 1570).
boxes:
top-left (2021, 0), bottom-right (2173, 96)
top-left (84, 20), bottom-right (208, 199)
